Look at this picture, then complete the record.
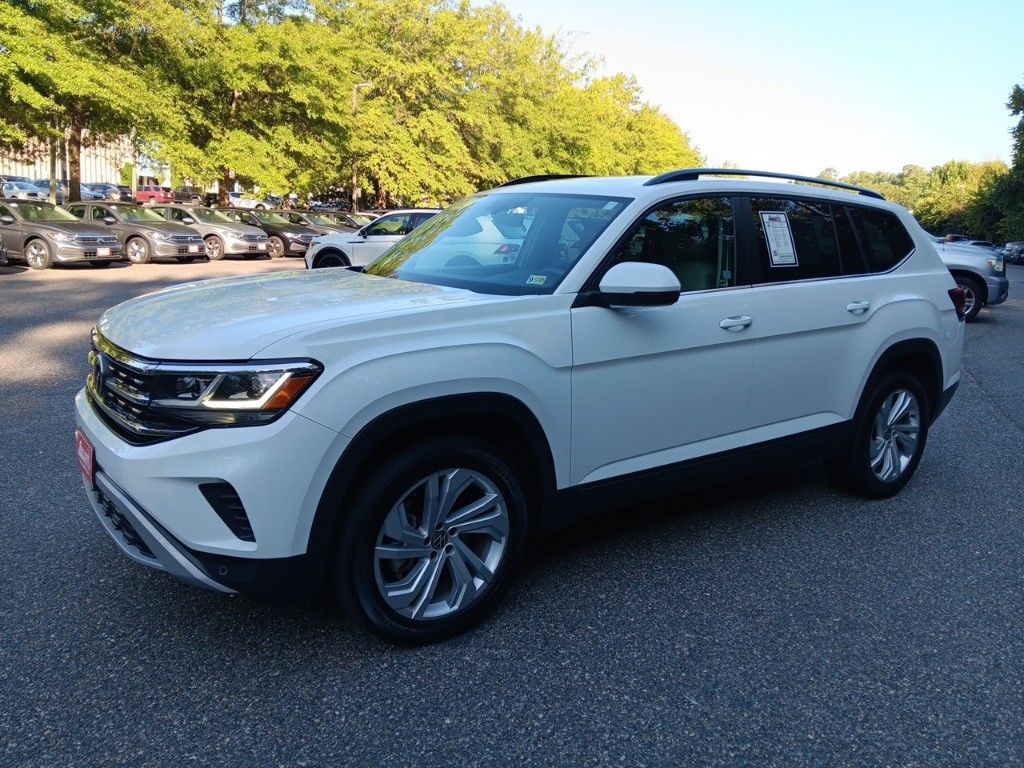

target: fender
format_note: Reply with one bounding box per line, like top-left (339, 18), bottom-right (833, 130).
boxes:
top-left (855, 337), bottom-right (944, 423)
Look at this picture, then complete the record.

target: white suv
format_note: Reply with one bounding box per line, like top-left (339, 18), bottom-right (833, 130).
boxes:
top-left (304, 208), bottom-right (440, 269)
top-left (75, 169), bottom-right (965, 643)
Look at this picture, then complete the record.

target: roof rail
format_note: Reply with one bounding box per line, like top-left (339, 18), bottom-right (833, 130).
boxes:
top-left (496, 174), bottom-right (590, 188)
top-left (643, 168), bottom-right (885, 200)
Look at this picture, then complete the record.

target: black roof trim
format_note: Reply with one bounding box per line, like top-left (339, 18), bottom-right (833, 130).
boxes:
top-left (643, 168), bottom-right (885, 200)
top-left (496, 174), bottom-right (591, 188)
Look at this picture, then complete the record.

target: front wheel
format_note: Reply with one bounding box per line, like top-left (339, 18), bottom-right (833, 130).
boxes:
top-left (336, 437), bottom-right (528, 644)
top-left (268, 235), bottom-right (285, 259)
top-left (315, 250), bottom-right (349, 269)
top-left (24, 239), bottom-right (52, 270)
top-left (954, 274), bottom-right (984, 322)
top-left (825, 372), bottom-right (929, 498)
top-left (204, 235), bottom-right (225, 261)
top-left (125, 237), bottom-right (151, 264)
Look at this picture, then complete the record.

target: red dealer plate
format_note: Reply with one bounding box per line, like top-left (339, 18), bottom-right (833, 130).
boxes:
top-left (76, 429), bottom-right (95, 488)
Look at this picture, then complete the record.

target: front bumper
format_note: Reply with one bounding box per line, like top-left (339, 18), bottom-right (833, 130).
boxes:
top-left (74, 388), bottom-right (345, 595)
top-left (53, 242), bottom-right (123, 263)
top-left (286, 239), bottom-right (311, 255)
top-left (151, 239), bottom-right (207, 258)
top-left (984, 274), bottom-right (1010, 306)
top-left (223, 235), bottom-right (269, 256)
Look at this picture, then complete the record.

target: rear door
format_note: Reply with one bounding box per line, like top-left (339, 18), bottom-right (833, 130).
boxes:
top-left (570, 195), bottom-right (756, 485)
top-left (0, 202), bottom-right (24, 256)
top-left (743, 195), bottom-right (878, 441)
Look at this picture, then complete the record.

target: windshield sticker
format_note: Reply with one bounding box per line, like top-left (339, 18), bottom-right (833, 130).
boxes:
top-left (526, 274), bottom-right (548, 286)
top-left (760, 211), bottom-right (798, 267)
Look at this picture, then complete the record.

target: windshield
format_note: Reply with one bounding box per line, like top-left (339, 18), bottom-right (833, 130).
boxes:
top-left (366, 192), bottom-right (631, 295)
top-left (342, 213), bottom-right (374, 226)
top-left (189, 207), bottom-right (232, 223)
top-left (252, 211), bottom-right (290, 225)
top-left (109, 204), bottom-right (164, 223)
top-left (10, 202), bottom-right (77, 222)
top-left (305, 213), bottom-right (336, 227)
top-left (9, 181), bottom-right (37, 191)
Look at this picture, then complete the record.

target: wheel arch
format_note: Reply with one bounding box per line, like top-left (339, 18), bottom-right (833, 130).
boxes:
top-left (948, 269), bottom-right (988, 305)
top-left (860, 338), bottom-right (944, 425)
top-left (312, 247), bottom-right (351, 268)
top-left (304, 392), bottom-right (557, 587)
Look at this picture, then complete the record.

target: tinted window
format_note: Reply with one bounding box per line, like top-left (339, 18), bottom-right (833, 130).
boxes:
top-left (90, 207), bottom-right (106, 221)
top-left (366, 213), bottom-right (413, 236)
top-left (610, 196), bottom-right (736, 291)
top-left (67, 206), bottom-right (87, 219)
top-left (750, 197), bottom-right (846, 282)
top-left (847, 207), bottom-right (914, 272)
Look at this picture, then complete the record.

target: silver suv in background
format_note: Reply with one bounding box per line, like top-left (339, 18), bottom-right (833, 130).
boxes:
top-left (152, 205), bottom-right (270, 260)
top-left (0, 199), bottom-right (121, 269)
top-left (933, 239), bottom-right (1009, 321)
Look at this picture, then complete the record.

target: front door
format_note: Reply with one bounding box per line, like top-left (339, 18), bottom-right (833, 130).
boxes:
top-left (570, 195), bottom-right (756, 486)
top-left (345, 212), bottom-right (416, 265)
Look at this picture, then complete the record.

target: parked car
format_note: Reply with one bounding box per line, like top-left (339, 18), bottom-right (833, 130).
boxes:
top-left (323, 211), bottom-right (378, 228)
top-left (65, 202), bottom-right (205, 264)
top-left (944, 233), bottom-right (970, 242)
top-left (0, 199), bottom-right (121, 269)
top-left (0, 174), bottom-right (34, 184)
top-left (173, 187), bottom-right (206, 204)
top-left (74, 168), bottom-right (965, 643)
top-left (116, 185), bottom-right (133, 202)
top-left (221, 191), bottom-right (271, 210)
top-left (217, 207), bottom-right (319, 258)
top-left (273, 209), bottom-right (357, 235)
top-left (151, 204), bottom-right (270, 260)
top-left (32, 179), bottom-right (66, 204)
top-left (83, 183), bottom-right (122, 201)
top-left (135, 184), bottom-right (174, 205)
top-left (305, 208), bottom-right (440, 268)
top-left (934, 240), bottom-right (1009, 321)
top-left (1001, 241), bottom-right (1024, 265)
top-left (2, 180), bottom-right (42, 200)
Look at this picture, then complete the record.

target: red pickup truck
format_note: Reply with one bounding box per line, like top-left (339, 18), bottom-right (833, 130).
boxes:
top-left (135, 184), bottom-right (174, 205)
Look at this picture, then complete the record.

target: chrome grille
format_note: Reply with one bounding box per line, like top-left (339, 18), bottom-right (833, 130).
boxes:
top-left (242, 234), bottom-right (267, 242)
top-left (168, 234), bottom-right (203, 244)
top-left (77, 235), bottom-right (120, 245)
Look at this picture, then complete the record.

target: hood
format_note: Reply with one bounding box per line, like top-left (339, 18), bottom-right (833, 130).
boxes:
top-left (97, 269), bottom-right (507, 360)
top-left (272, 223), bottom-right (319, 238)
top-left (28, 220), bottom-right (115, 237)
top-left (136, 221), bottom-right (198, 236)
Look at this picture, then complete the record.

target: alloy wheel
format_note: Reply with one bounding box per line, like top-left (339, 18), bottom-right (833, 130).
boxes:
top-left (869, 389), bottom-right (921, 482)
top-left (25, 241), bottom-right (49, 269)
top-left (205, 236), bottom-right (223, 260)
top-left (373, 468), bottom-right (510, 621)
top-left (126, 239), bottom-right (148, 263)
top-left (961, 284), bottom-right (976, 316)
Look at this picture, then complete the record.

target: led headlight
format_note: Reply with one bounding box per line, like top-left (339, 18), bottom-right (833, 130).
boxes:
top-left (147, 359), bottom-right (322, 427)
top-left (146, 230), bottom-right (170, 240)
top-left (45, 231), bottom-right (75, 242)
top-left (986, 257), bottom-right (1004, 273)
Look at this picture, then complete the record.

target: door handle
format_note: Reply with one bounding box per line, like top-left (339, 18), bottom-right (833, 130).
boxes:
top-left (846, 300), bottom-right (871, 314)
top-left (720, 315), bottom-right (753, 331)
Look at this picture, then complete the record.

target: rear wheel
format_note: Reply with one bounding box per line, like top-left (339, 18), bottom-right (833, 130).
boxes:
top-left (335, 436), bottom-right (527, 644)
top-left (825, 371), bottom-right (929, 498)
top-left (954, 274), bottom-right (984, 322)
top-left (24, 239), bottom-right (52, 270)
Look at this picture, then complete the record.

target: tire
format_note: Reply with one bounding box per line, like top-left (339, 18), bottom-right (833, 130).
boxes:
top-left (268, 235), bottom-right (285, 259)
top-left (954, 274), bottom-right (984, 322)
top-left (335, 436), bottom-right (528, 644)
top-left (24, 239), bottom-right (52, 270)
top-left (255, 203), bottom-right (266, 210)
top-left (204, 235), bottom-right (225, 261)
top-left (315, 250), bottom-right (349, 269)
top-left (125, 237), bottom-right (151, 264)
top-left (825, 371), bottom-right (930, 499)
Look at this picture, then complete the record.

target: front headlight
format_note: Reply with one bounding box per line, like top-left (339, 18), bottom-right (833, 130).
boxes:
top-left (147, 360), bottom-right (322, 427)
top-left (45, 231), bottom-right (75, 242)
top-left (986, 257), bottom-right (1004, 273)
top-left (146, 230), bottom-right (169, 240)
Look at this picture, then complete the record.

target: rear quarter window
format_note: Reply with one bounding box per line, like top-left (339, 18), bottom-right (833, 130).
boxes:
top-left (846, 206), bottom-right (914, 272)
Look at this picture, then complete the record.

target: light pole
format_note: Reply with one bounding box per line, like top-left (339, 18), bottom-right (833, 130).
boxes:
top-left (351, 81), bottom-right (372, 213)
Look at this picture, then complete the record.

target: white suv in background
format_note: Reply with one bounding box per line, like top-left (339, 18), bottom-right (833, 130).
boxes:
top-left (75, 169), bottom-right (964, 643)
top-left (304, 208), bottom-right (440, 269)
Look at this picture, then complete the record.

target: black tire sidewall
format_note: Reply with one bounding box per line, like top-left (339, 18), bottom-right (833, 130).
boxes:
top-left (317, 250), bottom-right (349, 269)
top-left (335, 436), bottom-right (528, 644)
top-left (956, 275), bottom-right (984, 322)
top-left (839, 371), bottom-right (931, 498)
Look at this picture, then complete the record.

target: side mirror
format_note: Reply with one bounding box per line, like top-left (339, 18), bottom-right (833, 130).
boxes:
top-left (0, 215), bottom-right (14, 225)
top-left (182, 217), bottom-right (195, 224)
top-left (587, 262), bottom-right (681, 308)
top-left (103, 216), bottom-right (117, 225)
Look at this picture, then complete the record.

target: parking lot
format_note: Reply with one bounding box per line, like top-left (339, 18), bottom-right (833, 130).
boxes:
top-left (1, 259), bottom-right (1022, 765)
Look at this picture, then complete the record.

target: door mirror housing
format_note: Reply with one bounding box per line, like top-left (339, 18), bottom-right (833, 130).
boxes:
top-left (181, 216), bottom-right (195, 224)
top-left (582, 262), bottom-right (681, 308)
top-left (0, 215), bottom-right (14, 225)
top-left (103, 216), bottom-right (117, 225)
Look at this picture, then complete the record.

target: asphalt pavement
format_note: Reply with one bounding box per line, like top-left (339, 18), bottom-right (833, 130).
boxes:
top-left (1, 258), bottom-right (1022, 766)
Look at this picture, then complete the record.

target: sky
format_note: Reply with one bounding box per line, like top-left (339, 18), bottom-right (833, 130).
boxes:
top-left (489, 0), bottom-right (1024, 176)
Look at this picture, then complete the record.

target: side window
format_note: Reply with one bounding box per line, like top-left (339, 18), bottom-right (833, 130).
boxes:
top-left (168, 207), bottom-right (186, 222)
top-left (0, 204), bottom-right (14, 219)
top-left (287, 213), bottom-right (303, 225)
top-left (90, 207), bottom-right (106, 221)
top-left (151, 207), bottom-right (166, 217)
top-left (847, 206), bottom-right (914, 272)
top-left (67, 205), bottom-right (86, 219)
top-left (609, 196), bottom-right (736, 292)
top-left (749, 197), bottom-right (846, 282)
top-left (366, 214), bottom-right (412, 236)
top-left (410, 212), bottom-right (435, 230)
top-left (240, 213), bottom-right (258, 226)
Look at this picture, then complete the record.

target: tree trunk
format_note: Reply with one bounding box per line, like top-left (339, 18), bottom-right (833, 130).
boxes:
top-left (67, 120), bottom-right (83, 204)
top-left (219, 167), bottom-right (232, 206)
top-left (47, 136), bottom-right (58, 205)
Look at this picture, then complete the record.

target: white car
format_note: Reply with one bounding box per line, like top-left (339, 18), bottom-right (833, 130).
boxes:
top-left (75, 169), bottom-right (964, 643)
top-left (304, 208), bottom-right (440, 268)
